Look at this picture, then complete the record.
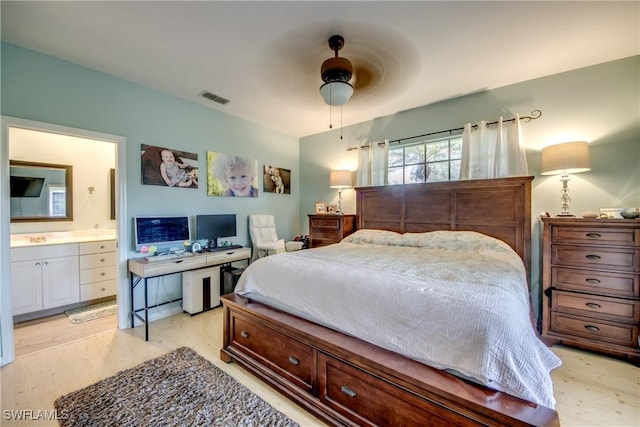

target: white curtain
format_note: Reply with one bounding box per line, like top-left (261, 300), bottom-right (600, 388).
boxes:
top-left (356, 140), bottom-right (389, 186)
top-left (459, 115), bottom-right (528, 180)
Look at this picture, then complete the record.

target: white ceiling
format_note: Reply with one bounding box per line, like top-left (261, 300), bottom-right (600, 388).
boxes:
top-left (1, 1), bottom-right (638, 138)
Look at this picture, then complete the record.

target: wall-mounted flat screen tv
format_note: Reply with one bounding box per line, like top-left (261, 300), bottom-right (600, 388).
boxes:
top-left (134, 216), bottom-right (191, 252)
top-left (10, 176), bottom-right (45, 198)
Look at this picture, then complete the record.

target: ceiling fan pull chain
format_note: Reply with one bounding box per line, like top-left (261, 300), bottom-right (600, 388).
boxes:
top-left (340, 106), bottom-right (343, 140)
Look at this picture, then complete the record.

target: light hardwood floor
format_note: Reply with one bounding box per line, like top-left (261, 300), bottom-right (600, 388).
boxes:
top-left (2, 309), bottom-right (639, 427)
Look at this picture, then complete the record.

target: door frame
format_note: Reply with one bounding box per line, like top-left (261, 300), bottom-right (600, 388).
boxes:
top-left (0, 116), bottom-right (127, 366)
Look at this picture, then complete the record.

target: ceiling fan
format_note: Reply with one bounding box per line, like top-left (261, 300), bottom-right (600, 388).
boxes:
top-left (319, 35), bottom-right (354, 106)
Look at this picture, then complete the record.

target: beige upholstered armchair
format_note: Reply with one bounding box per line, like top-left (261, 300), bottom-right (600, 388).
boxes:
top-left (248, 214), bottom-right (303, 262)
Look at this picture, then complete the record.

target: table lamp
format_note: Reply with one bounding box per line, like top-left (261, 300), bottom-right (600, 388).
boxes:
top-left (540, 141), bottom-right (591, 217)
top-left (329, 170), bottom-right (352, 214)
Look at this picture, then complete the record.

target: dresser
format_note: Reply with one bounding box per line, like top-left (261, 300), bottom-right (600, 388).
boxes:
top-left (541, 218), bottom-right (640, 365)
top-left (308, 214), bottom-right (356, 248)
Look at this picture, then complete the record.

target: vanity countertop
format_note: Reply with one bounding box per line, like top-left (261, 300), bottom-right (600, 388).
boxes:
top-left (10, 230), bottom-right (116, 248)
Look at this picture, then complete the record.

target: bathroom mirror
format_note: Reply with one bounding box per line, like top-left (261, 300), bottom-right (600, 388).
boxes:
top-left (10, 160), bottom-right (73, 222)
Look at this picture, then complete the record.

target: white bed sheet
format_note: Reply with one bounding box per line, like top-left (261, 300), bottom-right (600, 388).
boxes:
top-left (235, 229), bottom-right (561, 408)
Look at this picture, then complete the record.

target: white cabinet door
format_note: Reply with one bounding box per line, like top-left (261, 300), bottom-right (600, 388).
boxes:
top-left (42, 256), bottom-right (80, 309)
top-left (11, 260), bottom-right (43, 316)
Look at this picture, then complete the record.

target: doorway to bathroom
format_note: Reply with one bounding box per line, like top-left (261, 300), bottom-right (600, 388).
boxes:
top-left (1, 116), bottom-right (127, 365)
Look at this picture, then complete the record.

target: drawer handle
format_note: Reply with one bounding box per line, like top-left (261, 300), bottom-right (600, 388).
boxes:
top-left (101, 287), bottom-right (106, 291)
top-left (340, 385), bottom-right (357, 398)
top-left (100, 258), bottom-right (105, 262)
top-left (585, 302), bottom-right (601, 309)
top-left (100, 272), bottom-right (106, 276)
top-left (584, 325), bottom-right (600, 332)
top-left (585, 254), bottom-right (601, 260)
top-left (288, 356), bottom-right (299, 365)
top-left (100, 245), bottom-right (105, 249)
top-left (240, 331), bottom-right (249, 338)
top-left (586, 233), bottom-right (601, 239)
top-left (586, 278), bottom-right (601, 284)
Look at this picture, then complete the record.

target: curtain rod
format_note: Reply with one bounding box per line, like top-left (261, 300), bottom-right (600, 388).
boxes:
top-left (346, 109), bottom-right (542, 151)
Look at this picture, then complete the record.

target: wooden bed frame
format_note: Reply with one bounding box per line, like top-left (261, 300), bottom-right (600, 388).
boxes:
top-left (221, 176), bottom-right (559, 426)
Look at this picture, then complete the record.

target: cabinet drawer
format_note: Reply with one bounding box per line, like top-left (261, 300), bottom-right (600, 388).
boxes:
top-left (231, 314), bottom-right (314, 392)
top-left (552, 267), bottom-right (639, 298)
top-left (318, 353), bottom-right (481, 427)
top-left (11, 243), bottom-right (78, 262)
top-left (79, 240), bottom-right (116, 255)
top-left (551, 226), bottom-right (637, 247)
top-left (310, 217), bottom-right (340, 230)
top-left (80, 266), bottom-right (116, 284)
top-left (80, 279), bottom-right (117, 301)
top-left (551, 290), bottom-right (638, 322)
top-left (550, 312), bottom-right (637, 347)
top-left (80, 252), bottom-right (116, 269)
top-left (551, 245), bottom-right (638, 271)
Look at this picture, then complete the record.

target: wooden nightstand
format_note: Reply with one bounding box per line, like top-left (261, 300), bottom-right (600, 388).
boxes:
top-left (541, 217), bottom-right (640, 365)
top-left (308, 214), bottom-right (356, 248)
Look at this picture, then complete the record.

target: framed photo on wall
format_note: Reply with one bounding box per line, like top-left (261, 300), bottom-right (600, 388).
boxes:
top-left (141, 144), bottom-right (198, 188)
top-left (207, 151), bottom-right (259, 197)
top-left (263, 165), bottom-right (291, 194)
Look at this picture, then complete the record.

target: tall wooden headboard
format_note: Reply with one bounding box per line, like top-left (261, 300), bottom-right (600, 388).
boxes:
top-left (356, 176), bottom-right (533, 281)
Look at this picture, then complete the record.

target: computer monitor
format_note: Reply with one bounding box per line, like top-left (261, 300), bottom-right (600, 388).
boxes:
top-left (196, 214), bottom-right (237, 249)
top-left (134, 216), bottom-right (191, 252)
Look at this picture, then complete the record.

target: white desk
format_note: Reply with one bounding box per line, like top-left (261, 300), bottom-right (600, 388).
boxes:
top-left (128, 247), bottom-right (250, 340)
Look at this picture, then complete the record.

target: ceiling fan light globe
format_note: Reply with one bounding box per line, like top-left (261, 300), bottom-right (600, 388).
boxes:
top-left (320, 81), bottom-right (353, 106)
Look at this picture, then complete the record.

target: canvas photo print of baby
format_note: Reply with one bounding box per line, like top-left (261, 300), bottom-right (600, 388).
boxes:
top-left (263, 165), bottom-right (291, 194)
top-left (141, 144), bottom-right (199, 189)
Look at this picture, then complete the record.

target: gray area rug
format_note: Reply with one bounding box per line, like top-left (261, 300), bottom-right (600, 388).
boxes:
top-left (54, 347), bottom-right (299, 427)
top-left (64, 300), bottom-right (116, 324)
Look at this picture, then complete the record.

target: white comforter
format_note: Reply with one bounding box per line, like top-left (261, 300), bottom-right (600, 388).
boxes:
top-left (235, 229), bottom-right (561, 408)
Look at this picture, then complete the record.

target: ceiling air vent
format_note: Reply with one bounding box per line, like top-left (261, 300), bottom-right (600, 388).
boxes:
top-left (199, 91), bottom-right (230, 105)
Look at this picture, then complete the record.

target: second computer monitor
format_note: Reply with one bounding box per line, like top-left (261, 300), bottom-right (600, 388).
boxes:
top-left (195, 214), bottom-right (237, 249)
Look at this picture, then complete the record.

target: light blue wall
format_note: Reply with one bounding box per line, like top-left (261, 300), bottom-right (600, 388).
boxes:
top-left (300, 55), bottom-right (640, 321)
top-left (1, 43), bottom-right (302, 249)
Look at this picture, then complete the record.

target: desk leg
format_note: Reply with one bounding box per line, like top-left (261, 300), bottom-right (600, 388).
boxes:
top-left (130, 273), bottom-right (134, 329)
top-left (144, 278), bottom-right (149, 341)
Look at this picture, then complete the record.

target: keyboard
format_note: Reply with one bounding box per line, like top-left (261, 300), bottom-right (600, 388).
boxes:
top-left (206, 245), bottom-right (243, 252)
top-left (146, 252), bottom-right (194, 262)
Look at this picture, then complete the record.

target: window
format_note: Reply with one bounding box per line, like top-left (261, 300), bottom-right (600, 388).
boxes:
top-left (388, 135), bottom-right (462, 184)
top-left (48, 186), bottom-right (67, 216)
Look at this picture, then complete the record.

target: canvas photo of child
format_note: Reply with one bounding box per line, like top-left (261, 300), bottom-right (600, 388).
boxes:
top-left (207, 151), bottom-right (259, 197)
top-left (141, 144), bottom-right (198, 188)
top-left (263, 165), bottom-right (291, 194)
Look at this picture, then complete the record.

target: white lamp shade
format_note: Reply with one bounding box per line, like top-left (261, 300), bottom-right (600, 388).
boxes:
top-left (329, 170), bottom-right (352, 188)
top-left (320, 81), bottom-right (353, 106)
top-left (540, 141), bottom-right (591, 175)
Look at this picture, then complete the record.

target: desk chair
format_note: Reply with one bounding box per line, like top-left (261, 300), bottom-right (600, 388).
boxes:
top-left (248, 214), bottom-right (303, 262)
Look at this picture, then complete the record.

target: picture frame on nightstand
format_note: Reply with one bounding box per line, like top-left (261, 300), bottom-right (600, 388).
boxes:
top-left (315, 201), bottom-right (326, 214)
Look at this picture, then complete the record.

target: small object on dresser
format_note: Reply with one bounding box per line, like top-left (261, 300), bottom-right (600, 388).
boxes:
top-left (581, 211), bottom-right (599, 218)
top-left (620, 208), bottom-right (640, 219)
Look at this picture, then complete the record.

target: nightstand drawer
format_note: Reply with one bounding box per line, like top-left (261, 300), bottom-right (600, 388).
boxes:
top-left (551, 312), bottom-right (636, 346)
top-left (310, 217), bottom-right (341, 230)
top-left (551, 245), bottom-right (639, 271)
top-left (552, 290), bottom-right (638, 322)
top-left (552, 267), bottom-right (639, 298)
top-left (551, 226), bottom-right (638, 247)
top-left (311, 229), bottom-right (341, 242)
